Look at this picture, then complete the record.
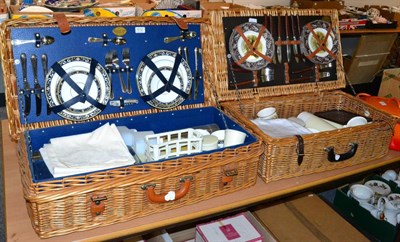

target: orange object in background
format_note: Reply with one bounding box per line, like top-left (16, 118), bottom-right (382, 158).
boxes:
top-left (357, 93), bottom-right (400, 151)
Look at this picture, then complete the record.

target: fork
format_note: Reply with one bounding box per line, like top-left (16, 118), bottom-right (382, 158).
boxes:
top-left (105, 51), bottom-right (114, 100)
top-left (122, 48), bottom-right (132, 94)
top-left (111, 49), bottom-right (127, 93)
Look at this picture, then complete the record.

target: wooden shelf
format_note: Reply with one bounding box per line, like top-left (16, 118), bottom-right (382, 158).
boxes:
top-left (3, 120), bottom-right (400, 241)
top-left (340, 26), bottom-right (400, 35)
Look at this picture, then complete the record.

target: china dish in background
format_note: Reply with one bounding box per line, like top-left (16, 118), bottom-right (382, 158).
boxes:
top-left (300, 20), bottom-right (339, 64)
top-left (44, 0), bottom-right (98, 12)
top-left (228, 22), bottom-right (275, 71)
top-left (45, 56), bottom-right (111, 121)
top-left (136, 49), bottom-right (192, 109)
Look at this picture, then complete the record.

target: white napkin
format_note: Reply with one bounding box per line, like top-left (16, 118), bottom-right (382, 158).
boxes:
top-left (251, 118), bottom-right (313, 138)
top-left (40, 123), bottom-right (136, 178)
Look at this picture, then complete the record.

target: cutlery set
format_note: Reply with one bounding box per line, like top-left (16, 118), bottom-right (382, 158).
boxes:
top-left (105, 48), bottom-right (134, 100)
top-left (19, 53), bottom-right (47, 117)
top-left (178, 46), bottom-right (202, 100)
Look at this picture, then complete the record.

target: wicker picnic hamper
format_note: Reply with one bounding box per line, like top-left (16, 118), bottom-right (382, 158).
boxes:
top-left (201, 8), bottom-right (396, 183)
top-left (0, 16), bottom-right (262, 238)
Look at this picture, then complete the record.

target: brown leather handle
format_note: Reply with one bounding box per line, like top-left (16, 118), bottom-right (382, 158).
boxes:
top-left (171, 17), bottom-right (188, 31)
top-left (142, 176), bottom-right (192, 203)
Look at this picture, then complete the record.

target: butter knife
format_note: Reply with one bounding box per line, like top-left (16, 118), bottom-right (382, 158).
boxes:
top-left (31, 54), bottom-right (42, 116)
top-left (291, 15), bottom-right (300, 63)
top-left (270, 15), bottom-right (277, 64)
top-left (41, 54), bottom-right (51, 115)
top-left (20, 53), bottom-right (31, 116)
top-left (285, 14), bottom-right (291, 63)
top-left (277, 16), bottom-right (282, 64)
top-left (194, 47), bottom-right (200, 99)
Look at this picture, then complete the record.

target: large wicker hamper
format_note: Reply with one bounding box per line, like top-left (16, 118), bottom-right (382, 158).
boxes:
top-left (0, 16), bottom-right (262, 238)
top-left (201, 8), bottom-right (397, 183)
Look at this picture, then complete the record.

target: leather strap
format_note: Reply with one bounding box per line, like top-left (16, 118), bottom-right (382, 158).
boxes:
top-left (295, 135), bottom-right (305, 166)
top-left (53, 13), bottom-right (71, 34)
top-left (171, 17), bottom-right (188, 31)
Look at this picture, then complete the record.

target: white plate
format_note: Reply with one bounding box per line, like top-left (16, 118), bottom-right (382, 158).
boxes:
top-left (45, 56), bottom-right (110, 121)
top-left (300, 20), bottom-right (338, 64)
top-left (228, 22), bottom-right (274, 71)
top-left (364, 180), bottom-right (391, 196)
top-left (136, 50), bottom-right (192, 109)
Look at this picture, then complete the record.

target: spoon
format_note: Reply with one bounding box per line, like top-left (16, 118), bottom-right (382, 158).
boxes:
top-left (87, 37), bottom-right (127, 45)
top-left (11, 36), bottom-right (55, 46)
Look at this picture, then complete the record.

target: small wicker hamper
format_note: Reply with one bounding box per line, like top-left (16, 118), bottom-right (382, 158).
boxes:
top-left (201, 8), bottom-right (397, 183)
top-left (0, 16), bottom-right (262, 238)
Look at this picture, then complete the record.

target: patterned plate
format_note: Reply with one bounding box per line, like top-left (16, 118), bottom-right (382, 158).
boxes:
top-left (45, 56), bottom-right (110, 121)
top-left (300, 20), bottom-right (338, 64)
top-left (228, 22), bottom-right (274, 71)
top-left (136, 50), bottom-right (192, 109)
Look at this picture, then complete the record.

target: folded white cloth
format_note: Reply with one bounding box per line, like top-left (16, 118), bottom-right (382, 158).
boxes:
top-left (40, 123), bottom-right (136, 178)
top-left (251, 118), bottom-right (313, 138)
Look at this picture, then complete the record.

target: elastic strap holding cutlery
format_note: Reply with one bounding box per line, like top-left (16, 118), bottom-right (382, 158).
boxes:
top-left (305, 23), bottom-right (336, 61)
top-left (234, 25), bottom-right (272, 64)
top-left (51, 59), bottom-right (106, 113)
top-left (141, 53), bottom-right (188, 102)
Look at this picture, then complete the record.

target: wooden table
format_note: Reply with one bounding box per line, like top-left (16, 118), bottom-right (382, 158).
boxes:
top-left (3, 120), bottom-right (400, 241)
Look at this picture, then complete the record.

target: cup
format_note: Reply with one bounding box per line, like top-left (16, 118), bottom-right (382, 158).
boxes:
top-left (347, 184), bottom-right (375, 204)
top-left (223, 129), bottom-right (247, 147)
top-left (382, 169), bottom-right (398, 181)
top-left (297, 111), bottom-right (337, 132)
top-left (377, 197), bottom-right (400, 226)
top-left (257, 107), bottom-right (278, 120)
top-left (387, 193), bottom-right (400, 208)
top-left (345, 116), bottom-right (368, 127)
top-left (202, 135), bottom-right (219, 151)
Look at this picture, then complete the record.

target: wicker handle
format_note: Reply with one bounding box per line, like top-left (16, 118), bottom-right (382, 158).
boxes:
top-left (141, 176), bottom-right (193, 203)
top-left (325, 143), bottom-right (358, 162)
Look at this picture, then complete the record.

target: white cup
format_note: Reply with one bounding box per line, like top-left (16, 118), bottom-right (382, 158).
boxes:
top-left (257, 107), bottom-right (278, 120)
top-left (297, 111), bottom-right (337, 132)
top-left (347, 184), bottom-right (375, 204)
top-left (223, 129), bottom-right (247, 147)
top-left (202, 135), bottom-right (219, 151)
top-left (387, 193), bottom-right (400, 208)
top-left (382, 169), bottom-right (398, 181)
top-left (345, 116), bottom-right (368, 127)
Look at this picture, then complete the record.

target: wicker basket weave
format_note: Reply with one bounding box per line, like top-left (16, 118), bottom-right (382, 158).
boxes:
top-left (0, 17), bottom-right (262, 238)
top-left (201, 9), bottom-right (397, 183)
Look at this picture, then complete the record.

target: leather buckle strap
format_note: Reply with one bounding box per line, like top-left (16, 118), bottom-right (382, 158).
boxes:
top-left (53, 13), bottom-right (71, 34)
top-left (295, 135), bottom-right (305, 166)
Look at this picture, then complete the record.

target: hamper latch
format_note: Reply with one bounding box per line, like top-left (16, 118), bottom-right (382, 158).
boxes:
top-left (222, 169), bottom-right (238, 186)
top-left (91, 195), bottom-right (107, 217)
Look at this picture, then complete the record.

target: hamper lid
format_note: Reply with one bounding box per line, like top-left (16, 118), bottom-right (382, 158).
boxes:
top-left (0, 16), bottom-right (210, 140)
top-left (201, 8), bottom-right (346, 103)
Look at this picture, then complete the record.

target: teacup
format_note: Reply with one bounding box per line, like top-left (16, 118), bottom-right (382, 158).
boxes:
top-left (223, 129), bottom-right (247, 147)
top-left (382, 169), bottom-right (397, 181)
top-left (345, 116), bottom-right (368, 127)
top-left (377, 197), bottom-right (400, 226)
top-left (347, 184), bottom-right (375, 204)
top-left (257, 107), bottom-right (278, 120)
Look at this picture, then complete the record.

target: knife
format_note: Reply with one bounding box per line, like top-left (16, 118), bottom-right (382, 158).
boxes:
top-left (277, 16), bottom-right (282, 64)
top-left (291, 15), bottom-right (300, 63)
top-left (285, 14), bottom-right (291, 63)
top-left (31, 54), bottom-right (42, 116)
top-left (41, 54), bottom-right (51, 115)
top-left (297, 15), bottom-right (306, 62)
top-left (194, 47), bottom-right (200, 99)
top-left (269, 15), bottom-right (277, 64)
top-left (183, 47), bottom-right (191, 99)
top-left (20, 53), bottom-right (31, 116)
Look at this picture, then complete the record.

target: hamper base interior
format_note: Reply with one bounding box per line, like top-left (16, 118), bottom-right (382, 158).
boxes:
top-left (26, 107), bottom-right (256, 182)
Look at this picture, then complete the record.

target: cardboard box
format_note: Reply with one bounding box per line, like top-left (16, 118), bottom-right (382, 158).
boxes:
top-left (195, 212), bottom-right (263, 242)
top-left (379, 68), bottom-right (400, 99)
top-left (333, 185), bottom-right (400, 241)
top-left (253, 194), bottom-right (370, 242)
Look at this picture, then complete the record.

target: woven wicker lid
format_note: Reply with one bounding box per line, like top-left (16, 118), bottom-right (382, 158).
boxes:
top-left (0, 16), bottom-right (211, 141)
top-left (201, 8), bottom-right (346, 104)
